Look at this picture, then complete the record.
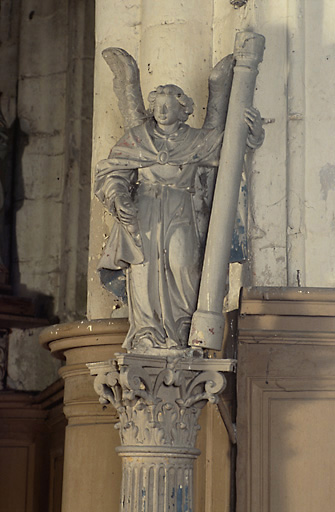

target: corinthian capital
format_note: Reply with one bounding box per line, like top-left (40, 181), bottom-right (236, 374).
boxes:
top-left (89, 353), bottom-right (235, 449)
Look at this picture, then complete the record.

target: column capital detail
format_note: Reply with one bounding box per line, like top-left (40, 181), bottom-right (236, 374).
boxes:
top-left (89, 354), bottom-right (236, 449)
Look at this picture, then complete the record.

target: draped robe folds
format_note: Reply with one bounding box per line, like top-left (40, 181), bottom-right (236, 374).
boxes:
top-left (95, 118), bottom-right (224, 351)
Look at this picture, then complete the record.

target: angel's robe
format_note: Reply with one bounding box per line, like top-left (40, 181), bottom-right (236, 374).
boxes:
top-left (95, 118), bottom-right (225, 351)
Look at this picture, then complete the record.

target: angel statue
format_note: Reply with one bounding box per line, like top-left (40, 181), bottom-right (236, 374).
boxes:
top-left (95, 48), bottom-right (264, 353)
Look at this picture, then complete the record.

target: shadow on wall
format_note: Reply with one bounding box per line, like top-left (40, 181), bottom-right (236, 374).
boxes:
top-left (10, 118), bottom-right (28, 280)
top-left (18, 284), bottom-right (59, 324)
top-left (5, 119), bottom-right (59, 324)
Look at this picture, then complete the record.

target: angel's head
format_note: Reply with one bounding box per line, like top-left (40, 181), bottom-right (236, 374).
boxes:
top-left (148, 85), bottom-right (194, 126)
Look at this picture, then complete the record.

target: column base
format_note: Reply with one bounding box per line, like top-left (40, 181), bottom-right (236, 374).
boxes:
top-left (40, 318), bottom-right (129, 512)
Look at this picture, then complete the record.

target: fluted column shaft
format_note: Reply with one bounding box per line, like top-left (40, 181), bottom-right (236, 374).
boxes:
top-left (119, 449), bottom-right (196, 512)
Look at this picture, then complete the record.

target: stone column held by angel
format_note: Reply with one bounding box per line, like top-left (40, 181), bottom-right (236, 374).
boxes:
top-left (189, 32), bottom-right (265, 350)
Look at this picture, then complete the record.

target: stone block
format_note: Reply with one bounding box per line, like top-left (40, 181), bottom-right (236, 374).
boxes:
top-left (19, 0), bottom-right (68, 77)
top-left (19, 151), bottom-right (64, 200)
top-left (7, 327), bottom-right (61, 391)
top-left (15, 198), bottom-right (62, 265)
top-left (18, 73), bottom-right (67, 136)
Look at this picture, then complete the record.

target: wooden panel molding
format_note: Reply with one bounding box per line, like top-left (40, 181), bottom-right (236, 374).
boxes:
top-left (237, 287), bottom-right (335, 512)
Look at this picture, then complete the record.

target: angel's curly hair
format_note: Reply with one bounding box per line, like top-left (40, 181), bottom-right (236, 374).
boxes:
top-left (147, 85), bottom-right (194, 122)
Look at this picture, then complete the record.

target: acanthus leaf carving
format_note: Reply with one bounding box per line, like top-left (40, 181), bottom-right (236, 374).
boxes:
top-left (90, 354), bottom-right (234, 449)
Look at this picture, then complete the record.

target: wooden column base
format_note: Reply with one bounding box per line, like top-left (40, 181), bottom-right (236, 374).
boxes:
top-left (40, 318), bottom-right (129, 512)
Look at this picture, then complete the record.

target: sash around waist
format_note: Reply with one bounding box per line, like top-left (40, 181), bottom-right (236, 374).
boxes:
top-left (137, 179), bottom-right (195, 194)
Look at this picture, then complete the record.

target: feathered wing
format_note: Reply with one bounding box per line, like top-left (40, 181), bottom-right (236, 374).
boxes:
top-left (201, 55), bottom-right (248, 264)
top-left (202, 54), bottom-right (235, 132)
top-left (102, 48), bottom-right (148, 131)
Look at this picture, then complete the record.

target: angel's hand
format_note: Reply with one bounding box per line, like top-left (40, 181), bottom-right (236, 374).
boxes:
top-left (114, 194), bottom-right (137, 225)
top-left (244, 107), bottom-right (263, 141)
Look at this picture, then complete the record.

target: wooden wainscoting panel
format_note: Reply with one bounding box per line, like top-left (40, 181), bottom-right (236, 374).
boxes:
top-left (237, 287), bottom-right (335, 512)
top-left (0, 442), bottom-right (34, 512)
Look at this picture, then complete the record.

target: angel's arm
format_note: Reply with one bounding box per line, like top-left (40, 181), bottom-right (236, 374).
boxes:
top-left (202, 54), bottom-right (235, 132)
top-left (95, 160), bottom-right (136, 213)
top-left (102, 48), bottom-right (147, 131)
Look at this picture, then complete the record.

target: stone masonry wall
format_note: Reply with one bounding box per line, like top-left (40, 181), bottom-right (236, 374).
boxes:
top-left (0, 0), bottom-right (94, 390)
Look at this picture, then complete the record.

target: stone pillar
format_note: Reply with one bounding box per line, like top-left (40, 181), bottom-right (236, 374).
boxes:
top-left (139, 0), bottom-right (213, 126)
top-left (40, 318), bottom-right (128, 512)
top-left (89, 353), bottom-right (236, 512)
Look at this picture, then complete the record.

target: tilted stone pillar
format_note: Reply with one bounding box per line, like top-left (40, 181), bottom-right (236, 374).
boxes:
top-left (190, 31), bottom-right (265, 351)
top-left (89, 353), bottom-right (235, 511)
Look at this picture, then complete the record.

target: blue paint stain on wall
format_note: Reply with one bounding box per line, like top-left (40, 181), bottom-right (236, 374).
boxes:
top-left (230, 179), bottom-right (248, 263)
top-left (99, 268), bottom-right (127, 302)
top-left (230, 220), bottom-right (247, 263)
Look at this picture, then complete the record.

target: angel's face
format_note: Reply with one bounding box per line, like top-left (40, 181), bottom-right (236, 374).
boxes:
top-left (153, 94), bottom-right (183, 128)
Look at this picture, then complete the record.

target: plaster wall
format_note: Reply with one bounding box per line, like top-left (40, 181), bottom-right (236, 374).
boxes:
top-left (6, 327), bottom-right (61, 391)
top-left (14, 0), bottom-right (69, 312)
top-left (216, 0), bottom-right (335, 288)
top-left (304, 2), bottom-right (335, 286)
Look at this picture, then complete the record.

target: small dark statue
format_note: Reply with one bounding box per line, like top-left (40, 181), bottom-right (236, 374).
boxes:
top-left (95, 49), bottom-right (263, 353)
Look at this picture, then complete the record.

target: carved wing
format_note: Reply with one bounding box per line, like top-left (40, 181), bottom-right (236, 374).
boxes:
top-left (102, 47), bottom-right (148, 131)
top-left (202, 54), bottom-right (235, 131)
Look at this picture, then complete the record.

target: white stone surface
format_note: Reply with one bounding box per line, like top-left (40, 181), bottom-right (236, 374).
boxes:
top-left (234, 2), bottom-right (289, 287)
top-left (227, 1), bottom-right (335, 288)
top-left (7, 328), bottom-right (62, 391)
top-left (139, 1), bottom-right (213, 127)
top-left (88, 0), bottom-right (142, 319)
top-left (304, 1), bottom-right (335, 287)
